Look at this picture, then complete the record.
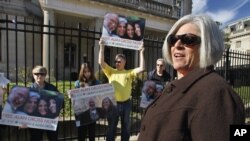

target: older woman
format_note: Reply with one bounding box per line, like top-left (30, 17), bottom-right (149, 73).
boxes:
top-left (138, 14), bottom-right (245, 141)
top-left (29, 65), bottom-right (59, 141)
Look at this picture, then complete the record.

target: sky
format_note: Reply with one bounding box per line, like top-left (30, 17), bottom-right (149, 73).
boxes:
top-left (192, 0), bottom-right (250, 27)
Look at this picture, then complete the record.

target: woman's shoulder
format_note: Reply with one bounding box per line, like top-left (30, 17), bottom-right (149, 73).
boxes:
top-left (75, 80), bottom-right (80, 86)
top-left (44, 82), bottom-right (58, 91)
top-left (94, 80), bottom-right (101, 85)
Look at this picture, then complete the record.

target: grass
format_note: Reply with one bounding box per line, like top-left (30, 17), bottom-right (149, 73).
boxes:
top-left (234, 86), bottom-right (250, 105)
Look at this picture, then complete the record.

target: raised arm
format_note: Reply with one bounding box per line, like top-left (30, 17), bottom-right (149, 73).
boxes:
top-left (98, 38), bottom-right (107, 69)
top-left (134, 42), bottom-right (145, 74)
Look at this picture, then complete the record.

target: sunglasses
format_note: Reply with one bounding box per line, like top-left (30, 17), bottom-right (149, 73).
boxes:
top-left (167, 33), bottom-right (201, 46)
top-left (157, 64), bottom-right (163, 67)
top-left (34, 73), bottom-right (46, 76)
top-left (115, 60), bottom-right (121, 64)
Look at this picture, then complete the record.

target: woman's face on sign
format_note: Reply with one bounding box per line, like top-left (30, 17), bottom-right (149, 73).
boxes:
top-left (49, 99), bottom-right (57, 114)
top-left (38, 99), bottom-right (48, 116)
top-left (117, 22), bottom-right (126, 37)
top-left (127, 24), bottom-right (134, 39)
top-left (102, 99), bottom-right (111, 110)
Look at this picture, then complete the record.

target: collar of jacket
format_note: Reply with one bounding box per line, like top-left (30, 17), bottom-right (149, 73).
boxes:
top-left (167, 66), bottom-right (214, 94)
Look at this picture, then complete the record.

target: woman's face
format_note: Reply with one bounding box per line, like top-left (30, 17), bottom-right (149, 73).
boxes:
top-left (33, 73), bottom-right (46, 84)
top-left (24, 96), bottom-right (38, 114)
top-left (126, 24), bottom-right (134, 38)
top-left (170, 23), bottom-right (200, 77)
top-left (117, 22), bottom-right (126, 37)
top-left (49, 99), bottom-right (57, 114)
top-left (83, 68), bottom-right (91, 79)
top-left (102, 99), bottom-right (110, 110)
top-left (135, 23), bottom-right (141, 36)
top-left (38, 99), bottom-right (48, 116)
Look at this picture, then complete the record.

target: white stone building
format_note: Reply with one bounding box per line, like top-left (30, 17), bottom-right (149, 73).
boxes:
top-left (0, 0), bottom-right (192, 80)
top-left (223, 16), bottom-right (250, 52)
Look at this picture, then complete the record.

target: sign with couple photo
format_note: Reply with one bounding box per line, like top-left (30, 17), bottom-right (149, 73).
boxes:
top-left (101, 12), bottom-right (146, 50)
top-left (68, 84), bottom-right (116, 127)
top-left (0, 86), bottom-right (64, 131)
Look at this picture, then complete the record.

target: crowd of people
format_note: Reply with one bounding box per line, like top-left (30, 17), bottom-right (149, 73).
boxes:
top-left (102, 13), bottom-right (145, 41)
top-left (0, 13), bottom-right (246, 141)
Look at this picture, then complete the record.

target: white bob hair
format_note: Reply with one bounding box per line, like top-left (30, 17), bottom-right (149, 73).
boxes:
top-left (162, 14), bottom-right (224, 68)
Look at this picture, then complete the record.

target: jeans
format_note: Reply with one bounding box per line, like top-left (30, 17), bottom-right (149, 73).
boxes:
top-left (106, 99), bottom-right (131, 141)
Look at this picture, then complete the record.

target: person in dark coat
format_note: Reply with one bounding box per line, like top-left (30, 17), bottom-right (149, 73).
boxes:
top-left (147, 58), bottom-right (171, 96)
top-left (138, 14), bottom-right (245, 141)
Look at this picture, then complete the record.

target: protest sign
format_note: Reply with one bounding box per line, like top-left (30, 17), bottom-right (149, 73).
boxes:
top-left (101, 12), bottom-right (146, 50)
top-left (0, 86), bottom-right (64, 131)
top-left (0, 72), bottom-right (10, 120)
top-left (68, 83), bottom-right (116, 126)
top-left (140, 80), bottom-right (163, 108)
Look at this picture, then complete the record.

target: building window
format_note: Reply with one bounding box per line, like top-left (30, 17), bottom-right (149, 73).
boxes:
top-left (64, 43), bottom-right (76, 68)
top-left (236, 41), bottom-right (241, 48)
top-left (236, 22), bottom-right (243, 30)
top-left (176, 0), bottom-right (182, 7)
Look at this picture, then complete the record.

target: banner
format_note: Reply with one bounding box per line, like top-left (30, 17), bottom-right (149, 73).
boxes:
top-left (0, 86), bottom-right (64, 131)
top-left (0, 72), bottom-right (10, 120)
top-left (68, 83), bottom-right (116, 127)
top-left (140, 80), bottom-right (163, 108)
top-left (101, 12), bottom-right (146, 50)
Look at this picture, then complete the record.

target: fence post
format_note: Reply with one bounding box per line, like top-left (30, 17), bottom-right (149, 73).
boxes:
top-left (225, 47), bottom-right (230, 82)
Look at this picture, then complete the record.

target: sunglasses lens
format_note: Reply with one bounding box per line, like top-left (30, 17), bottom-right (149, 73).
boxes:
top-left (34, 73), bottom-right (45, 76)
top-left (167, 35), bottom-right (178, 46)
top-left (182, 35), bottom-right (200, 45)
top-left (157, 64), bottom-right (163, 67)
top-left (167, 34), bottom-right (201, 46)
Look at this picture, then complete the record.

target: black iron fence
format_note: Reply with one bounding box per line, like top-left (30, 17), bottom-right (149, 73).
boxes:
top-left (0, 14), bottom-right (250, 141)
top-left (216, 48), bottom-right (250, 118)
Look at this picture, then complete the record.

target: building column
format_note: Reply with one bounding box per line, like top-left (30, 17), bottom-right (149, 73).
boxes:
top-left (43, 9), bottom-right (55, 78)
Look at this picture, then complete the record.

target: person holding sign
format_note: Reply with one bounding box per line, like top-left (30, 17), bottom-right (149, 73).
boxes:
top-left (98, 38), bottom-right (145, 141)
top-left (0, 86), bottom-right (7, 141)
top-left (29, 65), bottom-right (59, 141)
top-left (74, 63), bottom-right (101, 141)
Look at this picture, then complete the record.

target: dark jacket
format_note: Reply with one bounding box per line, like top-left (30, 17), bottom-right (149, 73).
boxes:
top-left (76, 108), bottom-right (103, 126)
top-left (138, 68), bottom-right (245, 141)
top-left (148, 69), bottom-right (171, 86)
top-left (30, 82), bottom-right (58, 92)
